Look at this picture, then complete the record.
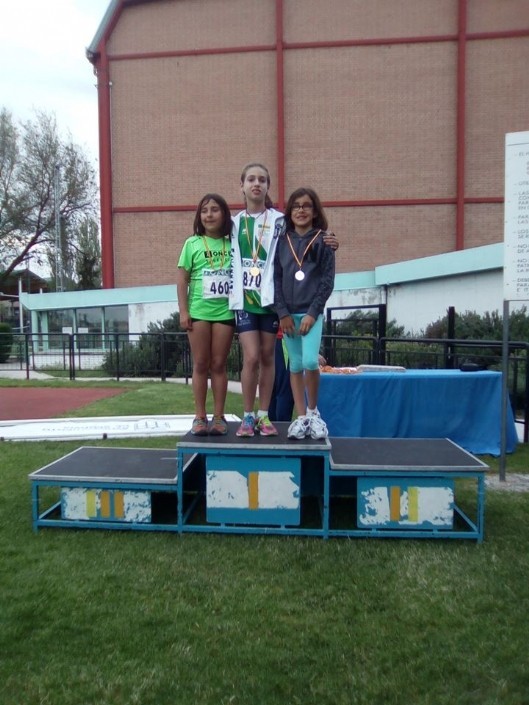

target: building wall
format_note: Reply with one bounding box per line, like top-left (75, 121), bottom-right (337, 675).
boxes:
top-left (326, 269), bottom-right (506, 335)
top-left (129, 300), bottom-right (178, 332)
top-left (20, 247), bottom-right (520, 336)
top-left (122, 270), bottom-right (509, 336)
top-left (385, 270), bottom-right (505, 334)
top-left (92, 0), bottom-right (529, 288)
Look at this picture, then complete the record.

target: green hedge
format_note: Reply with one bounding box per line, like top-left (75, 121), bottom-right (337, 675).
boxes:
top-left (0, 323), bottom-right (14, 363)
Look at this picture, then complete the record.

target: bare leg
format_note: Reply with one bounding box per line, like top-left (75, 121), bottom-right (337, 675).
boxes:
top-left (239, 330), bottom-right (260, 412)
top-left (187, 321), bottom-right (212, 418)
top-left (304, 368), bottom-right (320, 411)
top-left (290, 371), bottom-right (307, 417)
top-left (257, 330), bottom-right (276, 411)
top-left (209, 322), bottom-right (235, 416)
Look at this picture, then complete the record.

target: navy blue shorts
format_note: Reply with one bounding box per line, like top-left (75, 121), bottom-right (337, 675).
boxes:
top-left (235, 311), bottom-right (279, 335)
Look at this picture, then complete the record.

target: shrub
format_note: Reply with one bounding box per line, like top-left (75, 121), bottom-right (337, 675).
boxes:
top-left (421, 308), bottom-right (529, 412)
top-left (331, 310), bottom-right (406, 338)
top-left (384, 340), bottom-right (445, 369)
top-left (0, 323), bottom-right (14, 363)
top-left (101, 312), bottom-right (190, 378)
top-left (423, 307), bottom-right (529, 341)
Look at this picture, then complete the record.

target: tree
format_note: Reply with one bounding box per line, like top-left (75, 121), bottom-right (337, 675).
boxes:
top-left (0, 108), bottom-right (98, 290)
top-left (74, 217), bottom-right (102, 290)
top-left (45, 214), bottom-right (102, 291)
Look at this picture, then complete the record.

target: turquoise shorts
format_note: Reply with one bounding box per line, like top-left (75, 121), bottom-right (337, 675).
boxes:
top-left (283, 314), bottom-right (323, 373)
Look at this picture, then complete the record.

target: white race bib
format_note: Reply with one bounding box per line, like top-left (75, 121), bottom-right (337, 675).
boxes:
top-left (242, 258), bottom-right (264, 292)
top-left (202, 268), bottom-right (231, 299)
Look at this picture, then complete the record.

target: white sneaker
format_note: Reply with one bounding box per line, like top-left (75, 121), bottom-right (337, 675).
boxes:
top-left (308, 411), bottom-right (328, 440)
top-left (287, 416), bottom-right (310, 439)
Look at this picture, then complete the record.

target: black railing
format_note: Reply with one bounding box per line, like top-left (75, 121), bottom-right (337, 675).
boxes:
top-left (1, 331), bottom-right (527, 440)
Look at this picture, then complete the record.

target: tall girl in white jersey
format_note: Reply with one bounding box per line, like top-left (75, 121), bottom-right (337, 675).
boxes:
top-left (229, 163), bottom-right (284, 437)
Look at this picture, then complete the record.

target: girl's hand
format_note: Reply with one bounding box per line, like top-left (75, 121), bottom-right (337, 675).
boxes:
top-left (180, 313), bottom-right (193, 331)
top-left (323, 231), bottom-right (339, 251)
top-left (299, 315), bottom-right (315, 335)
top-left (280, 315), bottom-right (296, 337)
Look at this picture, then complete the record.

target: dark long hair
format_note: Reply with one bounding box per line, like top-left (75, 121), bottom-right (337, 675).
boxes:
top-left (193, 193), bottom-right (232, 236)
top-left (284, 187), bottom-right (328, 231)
top-left (240, 162), bottom-right (274, 209)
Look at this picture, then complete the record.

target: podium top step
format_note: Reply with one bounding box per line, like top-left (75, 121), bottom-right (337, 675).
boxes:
top-left (29, 446), bottom-right (178, 483)
top-left (329, 437), bottom-right (488, 472)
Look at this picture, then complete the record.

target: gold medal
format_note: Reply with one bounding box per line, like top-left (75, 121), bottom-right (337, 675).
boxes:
top-left (244, 211), bottom-right (268, 282)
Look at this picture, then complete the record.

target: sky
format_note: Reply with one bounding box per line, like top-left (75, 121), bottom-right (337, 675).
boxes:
top-left (0, 0), bottom-right (111, 164)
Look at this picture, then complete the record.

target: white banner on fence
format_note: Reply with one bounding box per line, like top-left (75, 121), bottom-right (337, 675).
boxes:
top-left (0, 414), bottom-right (241, 442)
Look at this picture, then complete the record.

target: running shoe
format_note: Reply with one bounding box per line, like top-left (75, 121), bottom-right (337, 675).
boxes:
top-left (236, 414), bottom-right (255, 437)
top-left (191, 416), bottom-right (208, 436)
top-left (308, 410), bottom-right (328, 440)
top-left (287, 416), bottom-right (310, 439)
top-left (209, 415), bottom-right (228, 436)
top-left (255, 414), bottom-right (278, 436)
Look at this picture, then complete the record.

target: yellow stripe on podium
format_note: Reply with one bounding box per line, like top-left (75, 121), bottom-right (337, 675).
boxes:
top-left (390, 486), bottom-right (401, 522)
top-left (248, 472), bottom-right (259, 510)
top-left (114, 491), bottom-right (125, 519)
top-left (86, 490), bottom-right (97, 518)
top-left (408, 486), bottom-right (419, 523)
top-left (100, 490), bottom-right (111, 518)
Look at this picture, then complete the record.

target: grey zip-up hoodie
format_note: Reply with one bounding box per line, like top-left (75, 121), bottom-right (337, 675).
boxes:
top-left (273, 227), bottom-right (335, 320)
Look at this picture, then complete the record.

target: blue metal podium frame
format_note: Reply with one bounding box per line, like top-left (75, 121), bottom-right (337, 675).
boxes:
top-left (177, 429), bottom-right (331, 537)
top-left (29, 446), bottom-right (179, 532)
top-left (176, 426), bottom-right (488, 541)
top-left (28, 429), bottom-right (488, 541)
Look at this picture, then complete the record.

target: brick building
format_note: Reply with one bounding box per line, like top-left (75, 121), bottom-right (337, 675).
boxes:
top-left (87, 0), bottom-right (529, 289)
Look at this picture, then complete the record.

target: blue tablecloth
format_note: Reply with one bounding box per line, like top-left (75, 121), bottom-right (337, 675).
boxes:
top-left (318, 369), bottom-right (517, 455)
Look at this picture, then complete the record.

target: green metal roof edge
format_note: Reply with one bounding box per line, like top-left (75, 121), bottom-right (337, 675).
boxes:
top-left (334, 271), bottom-right (376, 290)
top-left (374, 243), bottom-right (503, 286)
top-left (331, 244), bottom-right (502, 291)
top-left (20, 285), bottom-right (177, 311)
top-left (87, 0), bottom-right (120, 57)
top-left (18, 244), bottom-right (504, 311)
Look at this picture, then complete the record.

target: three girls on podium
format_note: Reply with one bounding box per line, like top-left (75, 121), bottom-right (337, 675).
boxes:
top-left (176, 163), bottom-right (337, 440)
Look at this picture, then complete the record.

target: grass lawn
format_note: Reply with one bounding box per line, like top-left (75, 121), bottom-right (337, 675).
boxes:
top-left (1, 381), bottom-right (529, 705)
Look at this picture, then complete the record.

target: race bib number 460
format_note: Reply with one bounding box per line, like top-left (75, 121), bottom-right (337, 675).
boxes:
top-left (202, 268), bottom-right (231, 298)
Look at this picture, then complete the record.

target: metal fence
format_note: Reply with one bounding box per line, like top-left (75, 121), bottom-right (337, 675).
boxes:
top-left (1, 331), bottom-right (527, 439)
top-left (0, 332), bottom-right (190, 381)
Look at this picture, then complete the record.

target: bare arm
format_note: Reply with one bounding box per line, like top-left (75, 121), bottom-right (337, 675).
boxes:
top-left (176, 266), bottom-right (192, 331)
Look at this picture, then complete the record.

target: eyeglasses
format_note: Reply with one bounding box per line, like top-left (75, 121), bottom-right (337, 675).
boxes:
top-left (291, 203), bottom-right (314, 212)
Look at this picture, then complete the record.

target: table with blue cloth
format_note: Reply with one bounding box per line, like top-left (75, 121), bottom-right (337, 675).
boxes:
top-left (318, 369), bottom-right (517, 455)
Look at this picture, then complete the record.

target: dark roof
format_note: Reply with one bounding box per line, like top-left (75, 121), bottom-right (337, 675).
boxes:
top-left (86, 0), bottom-right (119, 61)
top-left (0, 268), bottom-right (50, 298)
top-left (87, 0), bottom-right (160, 62)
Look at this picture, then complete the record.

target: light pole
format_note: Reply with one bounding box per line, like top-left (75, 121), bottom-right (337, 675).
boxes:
top-left (55, 163), bottom-right (64, 292)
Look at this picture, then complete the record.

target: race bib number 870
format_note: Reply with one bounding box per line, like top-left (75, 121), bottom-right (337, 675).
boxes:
top-left (242, 258), bottom-right (264, 291)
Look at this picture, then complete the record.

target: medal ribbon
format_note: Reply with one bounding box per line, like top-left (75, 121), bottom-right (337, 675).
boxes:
top-left (286, 229), bottom-right (321, 276)
top-left (202, 236), bottom-right (227, 270)
top-left (244, 210), bottom-right (268, 267)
